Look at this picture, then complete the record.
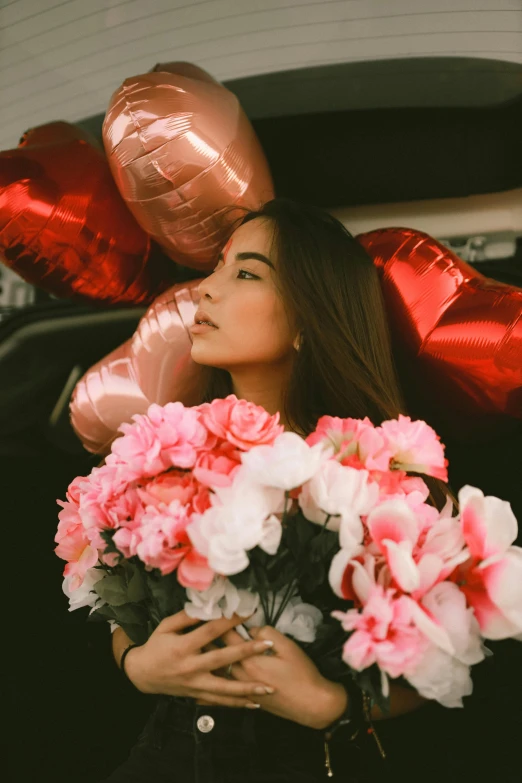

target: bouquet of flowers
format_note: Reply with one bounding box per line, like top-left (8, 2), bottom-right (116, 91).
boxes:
top-left (55, 395), bottom-right (522, 713)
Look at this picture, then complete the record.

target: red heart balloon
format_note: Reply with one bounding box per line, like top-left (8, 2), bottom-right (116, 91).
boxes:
top-left (103, 64), bottom-right (274, 272)
top-left (0, 121), bottom-right (177, 306)
top-left (357, 228), bottom-right (522, 439)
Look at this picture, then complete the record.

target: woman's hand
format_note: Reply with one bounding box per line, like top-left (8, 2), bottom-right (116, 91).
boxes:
top-left (209, 625), bottom-right (348, 730)
top-left (122, 611), bottom-right (277, 708)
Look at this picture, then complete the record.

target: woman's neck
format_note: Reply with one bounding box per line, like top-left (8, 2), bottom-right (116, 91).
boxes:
top-left (230, 365), bottom-right (293, 431)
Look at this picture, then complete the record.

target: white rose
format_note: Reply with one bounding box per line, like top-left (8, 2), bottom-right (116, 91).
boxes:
top-left (404, 644), bottom-right (474, 708)
top-left (184, 576), bottom-right (259, 621)
top-left (240, 432), bottom-right (328, 490)
top-left (421, 582), bottom-right (486, 666)
top-left (245, 591), bottom-right (323, 643)
top-left (62, 567), bottom-right (104, 612)
top-left (299, 461), bottom-right (378, 546)
top-left (188, 476), bottom-right (285, 575)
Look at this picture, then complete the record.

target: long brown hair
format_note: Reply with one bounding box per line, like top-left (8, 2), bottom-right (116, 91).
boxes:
top-left (201, 197), bottom-right (454, 510)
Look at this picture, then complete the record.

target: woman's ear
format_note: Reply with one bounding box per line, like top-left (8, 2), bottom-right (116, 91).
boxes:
top-left (293, 333), bottom-right (303, 352)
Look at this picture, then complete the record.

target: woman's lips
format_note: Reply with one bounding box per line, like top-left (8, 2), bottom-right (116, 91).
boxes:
top-left (189, 322), bottom-right (219, 334)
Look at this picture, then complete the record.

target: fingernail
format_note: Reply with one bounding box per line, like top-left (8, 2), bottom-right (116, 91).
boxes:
top-left (254, 686), bottom-right (274, 695)
top-left (254, 640), bottom-right (274, 652)
top-left (246, 702), bottom-right (261, 709)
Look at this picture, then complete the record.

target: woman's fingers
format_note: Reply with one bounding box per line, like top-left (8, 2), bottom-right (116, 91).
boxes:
top-left (220, 627), bottom-right (253, 646)
top-left (198, 638), bottom-right (274, 673)
top-left (195, 692), bottom-right (261, 709)
top-left (188, 614), bottom-right (251, 649)
top-left (157, 611), bottom-right (201, 634)
top-left (196, 672), bottom-right (273, 698)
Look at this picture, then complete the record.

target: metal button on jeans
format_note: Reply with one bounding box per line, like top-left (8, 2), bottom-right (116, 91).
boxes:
top-left (197, 715), bottom-right (215, 733)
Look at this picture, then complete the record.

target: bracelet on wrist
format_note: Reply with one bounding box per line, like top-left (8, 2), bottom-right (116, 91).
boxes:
top-left (323, 678), bottom-right (364, 741)
top-left (120, 643), bottom-right (140, 683)
top-left (323, 679), bottom-right (365, 778)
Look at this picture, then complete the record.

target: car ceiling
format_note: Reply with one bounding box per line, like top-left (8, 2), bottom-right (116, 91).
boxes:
top-left (1, 0), bottom-right (521, 153)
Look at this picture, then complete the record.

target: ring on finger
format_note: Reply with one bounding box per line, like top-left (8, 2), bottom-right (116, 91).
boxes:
top-left (226, 663), bottom-right (234, 678)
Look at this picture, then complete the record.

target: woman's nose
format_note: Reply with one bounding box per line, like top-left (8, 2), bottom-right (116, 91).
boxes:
top-left (197, 277), bottom-right (213, 300)
top-left (198, 268), bottom-right (224, 300)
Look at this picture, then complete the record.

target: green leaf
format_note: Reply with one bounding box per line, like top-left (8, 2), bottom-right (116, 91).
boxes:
top-left (116, 622), bottom-right (149, 646)
top-left (229, 569), bottom-right (257, 591)
top-left (309, 531), bottom-right (339, 562)
top-left (126, 568), bottom-right (147, 603)
top-left (88, 604), bottom-right (119, 623)
top-left (284, 516), bottom-right (315, 556)
top-left (146, 570), bottom-right (185, 619)
top-left (300, 561), bottom-right (325, 594)
top-left (93, 574), bottom-right (128, 606)
top-left (100, 529), bottom-right (122, 559)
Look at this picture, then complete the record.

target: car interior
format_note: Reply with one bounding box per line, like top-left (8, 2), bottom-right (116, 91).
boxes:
top-left (2, 54), bottom-right (521, 783)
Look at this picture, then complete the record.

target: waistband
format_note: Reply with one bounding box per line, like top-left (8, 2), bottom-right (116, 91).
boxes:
top-left (144, 695), bottom-right (324, 749)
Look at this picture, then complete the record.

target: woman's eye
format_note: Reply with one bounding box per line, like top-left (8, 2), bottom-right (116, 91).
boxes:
top-left (237, 269), bottom-right (258, 280)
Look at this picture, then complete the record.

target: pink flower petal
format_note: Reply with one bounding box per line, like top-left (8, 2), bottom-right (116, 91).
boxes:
top-left (415, 553), bottom-right (444, 597)
top-left (177, 550), bottom-right (215, 591)
top-left (408, 597), bottom-right (455, 655)
top-left (350, 555), bottom-right (377, 604)
top-left (366, 499), bottom-right (420, 553)
top-left (384, 539), bottom-right (420, 593)
top-left (463, 549), bottom-right (522, 639)
top-left (342, 630), bottom-right (376, 671)
top-left (378, 415), bottom-right (448, 481)
top-left (459, 485), bottom-right (518, 560)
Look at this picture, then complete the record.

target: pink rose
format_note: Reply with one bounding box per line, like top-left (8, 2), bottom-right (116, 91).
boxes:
top-left (54, 503), bottom-right (99, 590)
top-left (111, 414), bottom-right (164, 477)
top-left (65, 474), bottom-right (90, 505)
top-left (76, 465), bottom-right (131, 547)
top-left (147, 402), bottom-right (210, 468)
top-left (137, 530), bottom-right (188, 575)
top-left (132, 501), bottom-right (213, 582)
top-left (111, 402), bottom-right (209, 477)
top-left (177, 549), bottom-right (215, 591)
top-left (193, 444), bottom-right (242, 488)
top-left (138, 471), bottom-right (212, 515)
top-left (106, 486), bottom-right (147, 529)
top-left (113, 524), bottom-right (143, 560)
top-left (197, 395), bottom-right (283, 451)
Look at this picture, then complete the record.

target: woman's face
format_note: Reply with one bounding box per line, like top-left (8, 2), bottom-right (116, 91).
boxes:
top-left (190, 218), bottom-right (296, 371)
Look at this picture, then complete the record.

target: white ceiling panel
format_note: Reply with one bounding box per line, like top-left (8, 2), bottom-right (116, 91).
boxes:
top-left (0, 0), bottom-right (521, 151)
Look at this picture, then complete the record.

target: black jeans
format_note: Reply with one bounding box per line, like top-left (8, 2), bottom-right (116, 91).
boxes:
top-left (99, 696), bottom-right (375, 783)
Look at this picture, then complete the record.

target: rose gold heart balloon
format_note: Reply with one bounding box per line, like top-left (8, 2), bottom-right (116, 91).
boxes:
top-left (357, 228), bottom-right (522, 439)
top-left (103, 63), bottom-right (274, 272)
top-left (0, 121), bottom-right (177, 305)
top-left (70, 280), bottom-right (203, 454)
top-left (151, 61), bottom-right (218, 84)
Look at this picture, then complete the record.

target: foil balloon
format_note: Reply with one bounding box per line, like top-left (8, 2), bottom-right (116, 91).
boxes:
top-left (0, 121), bottom-right (177, 306)
top-left (70, 279), bottom-right (203, 454)
top-left (150, 61), bottom-right (218, 84)
top-left (357, 227), bottom-right (522, 439)
top-left (103, 63), bottom-right (274, 272)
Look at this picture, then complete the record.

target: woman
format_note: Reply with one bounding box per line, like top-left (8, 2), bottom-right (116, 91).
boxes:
top-left (101, 199), bottom-right (473, 782)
